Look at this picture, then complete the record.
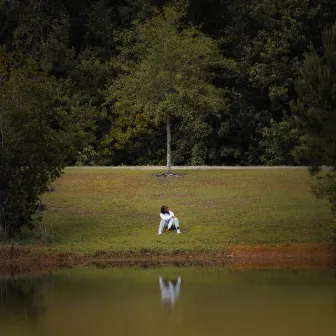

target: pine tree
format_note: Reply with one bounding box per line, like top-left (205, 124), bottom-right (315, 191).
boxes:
top-left (291, 24), bottom-right (336, 217)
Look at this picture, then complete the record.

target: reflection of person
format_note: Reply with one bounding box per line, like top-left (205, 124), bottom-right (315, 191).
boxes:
top-left (158, 205), bottom-right (181, 235)
top-left (159, 276), bottom-right (181, 308)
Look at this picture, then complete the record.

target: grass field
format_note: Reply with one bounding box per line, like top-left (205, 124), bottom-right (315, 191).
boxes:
top-left (36, 168), bottom-right (333, 253)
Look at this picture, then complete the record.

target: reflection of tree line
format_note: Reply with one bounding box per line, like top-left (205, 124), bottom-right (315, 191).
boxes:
top-left (0, 273), bottom-right (182, 320)
top-left (0, 275), bottom-right (49, 321)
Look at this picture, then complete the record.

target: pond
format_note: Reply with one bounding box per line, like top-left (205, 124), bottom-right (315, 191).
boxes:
top-left (0, 267), bottom-right (335, 336)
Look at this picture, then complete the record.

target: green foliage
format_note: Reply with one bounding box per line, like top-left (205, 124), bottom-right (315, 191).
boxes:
top-left (109, 4), bottom-right (226, 120)
top-left (0, 45), bottom-right (13, 82)
top-left (209, 0), bottom-right (336, 164)
top-left (260, 120), bottom-right (301, 165)
top-left (0, 52), bottom-right (90, 239)
top-left (107, 3), bottom-right (230, 168)
top-left (10, 0), bottom-right (73, 71)
top-left (311, 171), bottom-right (336, 212)
top-left (311, 170), bottom-right (336, 244)
top-left (215, 91), bottom-right (271, 165)
top-left (84, 0), bottom-right (154, 57)
top-left (291, 23), bottom-right (336, 241)
top-left (2, 0), bottom-right (336, 167)
top-left (102, 110), bottom-right (165, 165)
top-left (173, 116), bottom-right (213, 165)
top-left (75, 145), bottom-right (99, 166)
top-left (291, 24), bottom-right (336, 171)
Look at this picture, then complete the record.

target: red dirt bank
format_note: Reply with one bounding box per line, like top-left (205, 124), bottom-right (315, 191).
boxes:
top-left (0, 243), bottom-right (335, 273)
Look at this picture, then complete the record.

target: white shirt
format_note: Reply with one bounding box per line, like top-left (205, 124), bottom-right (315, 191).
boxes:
top-left (160, 211), bottom-right (174, 222)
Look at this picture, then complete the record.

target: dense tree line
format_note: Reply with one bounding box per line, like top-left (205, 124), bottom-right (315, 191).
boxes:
top-left (1, 0), bottom-right (336, 237)
top-left (2, 0), bottom-right (336, 167)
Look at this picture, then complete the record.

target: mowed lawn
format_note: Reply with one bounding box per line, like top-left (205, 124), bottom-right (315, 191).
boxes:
top-left (40, 168), bottom-right (334, 253)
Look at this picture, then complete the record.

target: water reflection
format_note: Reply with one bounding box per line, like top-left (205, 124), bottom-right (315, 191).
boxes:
top-left (159, 276), bottom-right (181, 309)
top-left (0, 275), bottom-right (49, 322)
top-left (0, 269), bottom-right (335, 336)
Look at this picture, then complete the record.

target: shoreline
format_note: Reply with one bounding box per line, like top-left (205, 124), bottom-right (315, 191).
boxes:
top-left (0, 243), bottom-right (335, 275)
top-left (65, 165), bottom-right (311, 170)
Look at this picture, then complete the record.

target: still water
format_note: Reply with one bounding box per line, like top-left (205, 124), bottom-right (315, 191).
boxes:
top-left (0, 267), bottom-right (335, 336)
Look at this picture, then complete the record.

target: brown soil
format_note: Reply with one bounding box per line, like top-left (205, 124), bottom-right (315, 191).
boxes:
top-left (0, 243), bottom-right (335, 275)
top-left (227, 243), bottom-right (335, 270)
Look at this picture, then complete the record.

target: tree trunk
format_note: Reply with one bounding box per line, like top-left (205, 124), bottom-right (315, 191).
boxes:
top-left (166, 114), bottom-right (172, 175)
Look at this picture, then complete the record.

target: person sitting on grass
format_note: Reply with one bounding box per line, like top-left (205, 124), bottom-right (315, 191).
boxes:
top-left (158, 205), bottom-right (181, 235)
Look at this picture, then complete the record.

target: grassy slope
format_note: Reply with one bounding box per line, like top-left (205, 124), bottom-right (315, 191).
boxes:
top-left (38, 168), bottom-right (333, 253)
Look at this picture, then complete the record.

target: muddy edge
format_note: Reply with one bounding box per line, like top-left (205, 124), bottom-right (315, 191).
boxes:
top-left (0, 244), bottom-right (335, 276)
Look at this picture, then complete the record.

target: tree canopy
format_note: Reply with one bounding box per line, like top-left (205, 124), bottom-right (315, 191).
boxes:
top-left (107, 4), bottom-right (230, 174)
top-left (0, 49), bottom-right (91, 238)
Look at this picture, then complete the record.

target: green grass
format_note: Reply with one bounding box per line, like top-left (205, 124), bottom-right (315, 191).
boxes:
top-left (37, 168), bottom-right (333, 253)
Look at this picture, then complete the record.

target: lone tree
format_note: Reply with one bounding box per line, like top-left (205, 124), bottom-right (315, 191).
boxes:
top-left (291, 24), bottom-right (336, 216)
top-left (107, 3), bottom-right (229, 175)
